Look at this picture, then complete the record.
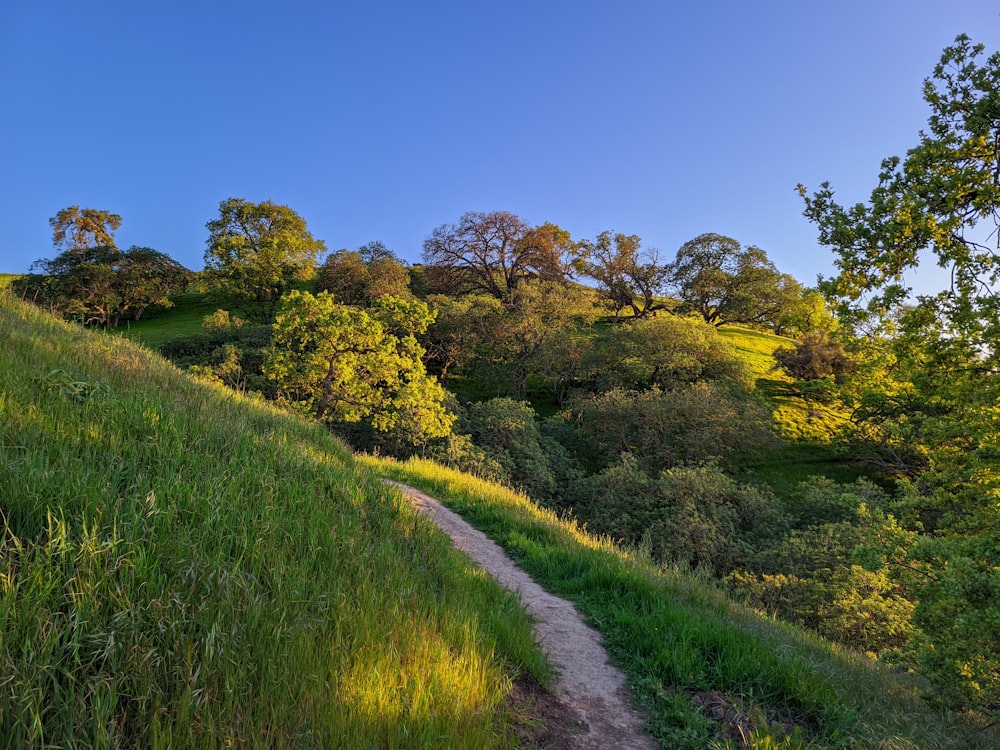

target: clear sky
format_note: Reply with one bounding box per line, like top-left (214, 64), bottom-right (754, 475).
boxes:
top-left (3, 1), bottom-right (999, 287)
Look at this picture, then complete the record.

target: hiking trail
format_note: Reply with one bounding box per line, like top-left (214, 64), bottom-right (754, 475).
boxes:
top-left (387, 480), bottom-right (658, 750)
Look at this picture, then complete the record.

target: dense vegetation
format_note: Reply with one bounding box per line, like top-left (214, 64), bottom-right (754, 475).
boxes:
top-left (6, 33), bottom-right (999, 747)
top-left (0, 292), bottom-right (550, 747)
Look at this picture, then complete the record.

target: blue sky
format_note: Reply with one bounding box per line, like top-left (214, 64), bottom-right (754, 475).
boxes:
top-left (3, 1), bottom-right (999, 290)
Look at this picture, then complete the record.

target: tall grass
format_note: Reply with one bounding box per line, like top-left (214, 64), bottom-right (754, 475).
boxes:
top-left (0, 292), bottom-right (548, 748)
top-left (369, 456), bottom-right (996, 750)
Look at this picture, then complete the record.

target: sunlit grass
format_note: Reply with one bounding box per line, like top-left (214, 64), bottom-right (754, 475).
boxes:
top-left (114, 289), bottom-right (223, 350)
top-left (0, 291), bottom-right (548, 748)
top-left (367, 455), bottom-right (996, 750)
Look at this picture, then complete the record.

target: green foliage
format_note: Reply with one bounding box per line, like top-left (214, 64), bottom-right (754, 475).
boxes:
top-left (201, 308), bottom-right (245, 333)
top-left (567, 383), bottom-right (777, 474)
top-left (572, 230), bottom-right (670, 317)
top-left (12, 244), bottom-right (192, 328)
top-left (604, 314), bottom-right (752, 391)
top-left (772, 288), bottom-right (839, 337)
top-left (204, 197), bottom-right (326, 324)
top-left (426, 281), bottom-right (602, 401)
top-left (455, 398), bottom-right (580, 505)
top-left (800, 34), bottom-right (1000, 716)
top-left (730, 478), bottom-right (915, 655)
top-left (422, 292), bottom-right (505, 378)
top-left (48, 205), bottom-right (122, 251)
top-left (0, 293), bottom-right (549, 748)
top-left (315, 243), bottom-right (411, 306)
top-left (372, 456), bottom-right (996, 749)
top-left (42, 368), bottom-right (112, 404)
top-left (265, 290), bottom-right (454, 442)
top-left (569, 456), bottom-right (779, 573)
top-left (667, 233), bottom-right (797, 328)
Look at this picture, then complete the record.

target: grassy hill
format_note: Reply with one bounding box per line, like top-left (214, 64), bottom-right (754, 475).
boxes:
top-left (0, 291), bottom-right (549, 747)
top-left (367, 456), bottom-right (995, 749)
top-left (55, 288), bottom-right (996, 747)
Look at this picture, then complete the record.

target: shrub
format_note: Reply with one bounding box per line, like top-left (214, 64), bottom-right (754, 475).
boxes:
top-left (202, 308), bottom-right (245, 333)
top-left (569, 458), bottom-right (780, 573)
top-left (457, 398), bottom-right (580, 505)
top-left (774, 333), bottom-right (855, 382)
top-left (566, 382), bottom-right (777, 474)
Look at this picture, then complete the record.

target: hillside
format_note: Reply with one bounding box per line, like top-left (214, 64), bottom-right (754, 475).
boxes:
top-left (0, 291), bottom-right (548, 747)
top-left (368, 456), bottom-right (996, 749)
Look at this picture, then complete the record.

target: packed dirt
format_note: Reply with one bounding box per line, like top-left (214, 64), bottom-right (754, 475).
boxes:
top-left (388, 481), bottom-right (659, 750)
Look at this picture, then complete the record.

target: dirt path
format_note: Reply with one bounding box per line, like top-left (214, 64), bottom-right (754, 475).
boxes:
top-left (387, 481), bottom-right (659, 750)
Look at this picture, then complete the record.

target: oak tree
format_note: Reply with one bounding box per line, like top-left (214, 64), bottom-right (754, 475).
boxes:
top-left (799, 34), bottom-right (1000, 716)
top-left (14, 245), bottom-right (191, 327)
top-left (264, 290), bottom-right (454, 442)
top-left (49, 206), bottom-right (122, 252)
top-left (573, 230), bottom-right (670, 317)
top-left (667, 233), bottom-right (789, 326)
top-left (204, 198), bottom-right (326, 323)
top-left (422, 211), bottom-right (571, 303)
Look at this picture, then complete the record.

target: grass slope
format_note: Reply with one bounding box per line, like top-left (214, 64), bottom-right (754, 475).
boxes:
top-left (370, 457), bottom-right (996, 750)
top-left (0, 292), bottom-right (548, 748)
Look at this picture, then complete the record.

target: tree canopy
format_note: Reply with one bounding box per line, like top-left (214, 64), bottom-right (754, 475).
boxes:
top-left (667, 233), bottom-right (790, 326)
top-left (264, 290), bottom-right (454, 443)
top-left (49, 206), bottom-right (122, 253)
top-left (204, 198), bottom-right (326, 323)
top-left (316, 243), bottom-right (411, 307)
top-left (573, 230), bottom-right (670, 317)
top-left (422, 211), bottom-right (571, 303)
top-left (799, 34), bottom-right (1000, 717)
top-left (13, 245), bottom-right (191, 328)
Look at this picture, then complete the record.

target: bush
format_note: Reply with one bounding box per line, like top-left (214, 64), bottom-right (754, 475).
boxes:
top-left (202, 308), bottom-right (245, 333)
top-left (566, 382), bottom-right (777, 474)
top-left (457, 398), bottom-right (580, 505)
top-left (728, 478), bottom-right (915, 656)
top-left (569, 458), bottom-right (780, 573)
top-left (774, 333), bottom-right (855, 382)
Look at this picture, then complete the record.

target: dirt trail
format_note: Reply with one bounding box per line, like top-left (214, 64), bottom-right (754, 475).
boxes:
top-left (387, 481), bottom-right (658, 750)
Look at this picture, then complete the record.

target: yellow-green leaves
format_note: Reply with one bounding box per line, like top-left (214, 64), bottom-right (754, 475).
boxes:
top-left (265, 291), bottom-right (454, 443)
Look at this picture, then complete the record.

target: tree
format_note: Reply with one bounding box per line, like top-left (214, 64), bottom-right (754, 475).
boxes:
top-left (573, 230), bottom-right (671, 317)
top-left (204, 198), bottom-right (326, 323)
top-left (667, 233), bottom-right (791, 326)
top-left (799, 34), bottom-right (1000, 716)
top-left (568, 456), bottom-right (778, 572)
top-left (264, 290), bottom-right (454, 442)
top-left (772, 287), bottom-right (839, 337)
top-left (608, 314), bottom-right (751, 391)
top-left (427, 280), bottom-right (601, 399)
top-left (456, 398), bottom-right (579, 504)
top-left (315, 244), bottom-right (411, 306)
top-left (422, 211), bottom-right (571, 302)
top-left (13, 245), bottom-right (191, 327)
top-left (567, 383), bottom-right (776, 474)
top-left (49, 206), bottom-right (122, 252)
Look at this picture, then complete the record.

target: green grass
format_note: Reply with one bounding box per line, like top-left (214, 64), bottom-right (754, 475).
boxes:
top-left (718, 324), bottom-right (796, 381)
top-left (368, 456), bottom-right (997, 750)
top-left (114, 290), bottom-right (224, 350)
top-left (0, 273), bottom-right (21, 289)
top-left (0, 291), bottom-right (549, 748)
